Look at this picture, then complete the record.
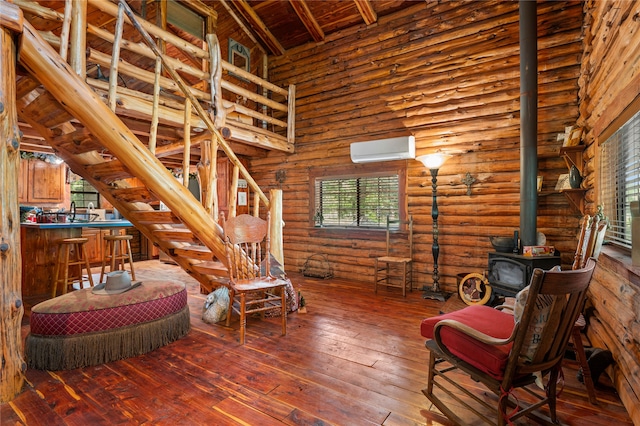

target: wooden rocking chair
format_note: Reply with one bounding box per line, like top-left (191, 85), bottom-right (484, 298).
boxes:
top-left (420, 258), bottom-right (596, 425)
top-left (223, 213), bottom-right (287, 344)
top-left (569, 214), bottom-right (608, 404)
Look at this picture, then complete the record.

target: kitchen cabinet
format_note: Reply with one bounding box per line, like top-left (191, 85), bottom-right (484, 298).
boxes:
top-left (82, 228), bottom-right (103, 265)
top-left (81, 228), bottom-right (125, 266)
top-left (19, 158), bottom-right (66, 205)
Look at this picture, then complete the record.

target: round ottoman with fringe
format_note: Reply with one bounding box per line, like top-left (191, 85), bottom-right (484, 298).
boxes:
top-left (26, 281), bottom-right (190, 370)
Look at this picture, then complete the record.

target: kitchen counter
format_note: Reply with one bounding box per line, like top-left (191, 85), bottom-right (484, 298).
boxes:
top-left (21, 220), bottom-right (132, 229)
top-left (20, 220), bottom-right (134, 310)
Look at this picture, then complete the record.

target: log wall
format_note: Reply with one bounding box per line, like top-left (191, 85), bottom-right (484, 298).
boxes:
top-left (251, 1), bottom-right (585, 291)
top-left (576, 0), bottom-right (640, 422)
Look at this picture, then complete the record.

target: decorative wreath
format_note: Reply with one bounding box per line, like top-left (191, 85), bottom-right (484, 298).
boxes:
top-left (458, 273), bottom-right (492, 306)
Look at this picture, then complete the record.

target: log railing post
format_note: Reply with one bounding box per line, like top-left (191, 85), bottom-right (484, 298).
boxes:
top-left (107, 2), bottom-right (125, 112)
top-left (229, 164), bottom-right (239, 218)
top-left (253, 193), bottom-right (260, 217)
top-left (207, 33), bottom-right (224, 128)
top-left (0, 1), bottom-right (26, 402)
top-left (197, 137), bottom-right (218, 221)
top-left (287, 85), bottom-right (296, 146)
top-left (269, 189), bottom-right (284, 267)
top-left (148, 57), bottom-right (161, 154)
top-left (183, 97), bottom-right (191, 187)
top-left (59, 0), bottom-right (71, 61)
top-left (69, 0), bottom-right (86, 78)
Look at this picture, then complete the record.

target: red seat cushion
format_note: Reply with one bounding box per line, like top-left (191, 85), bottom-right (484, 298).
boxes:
top-left (421, 305), bottom-right (515, 380)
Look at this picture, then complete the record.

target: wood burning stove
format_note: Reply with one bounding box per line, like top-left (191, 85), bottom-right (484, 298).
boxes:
top-left (487, 252), bottom-right (561, 297)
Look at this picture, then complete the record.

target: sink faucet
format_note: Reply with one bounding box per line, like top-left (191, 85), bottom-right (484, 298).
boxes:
top-left (70, 201), bottom-right (76, 222)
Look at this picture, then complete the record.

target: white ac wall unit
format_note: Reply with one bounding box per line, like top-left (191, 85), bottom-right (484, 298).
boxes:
top-left (350, 135), bottom-right (415, 163)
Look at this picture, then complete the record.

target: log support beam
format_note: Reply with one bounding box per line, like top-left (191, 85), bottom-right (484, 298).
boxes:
top-left (0, 1), bottom-right (26, 403)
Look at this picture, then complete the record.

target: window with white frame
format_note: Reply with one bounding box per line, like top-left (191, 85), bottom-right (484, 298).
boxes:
top-left (599, 109), bottom-right (640, 248)
top-left (310, 164), bottom-right (406, 229)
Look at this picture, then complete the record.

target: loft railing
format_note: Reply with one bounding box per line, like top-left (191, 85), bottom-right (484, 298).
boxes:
top-left (14, 0), bottom-right (295, 222)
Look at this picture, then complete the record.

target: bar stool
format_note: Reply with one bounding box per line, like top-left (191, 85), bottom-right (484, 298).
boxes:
top-left (52, 237), bottom-right (94, 298)
top-left (99, 234), bottom-right (136, 283)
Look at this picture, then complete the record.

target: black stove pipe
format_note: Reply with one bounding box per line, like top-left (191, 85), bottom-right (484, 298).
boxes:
top-left (519, 0), bottom-right (538, 249)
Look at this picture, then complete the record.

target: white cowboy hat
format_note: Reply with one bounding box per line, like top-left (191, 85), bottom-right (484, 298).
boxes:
top-left (92, 270), bottom-right (142, 295)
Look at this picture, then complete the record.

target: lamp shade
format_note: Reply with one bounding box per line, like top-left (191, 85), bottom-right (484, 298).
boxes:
top-left (416, 153), bottom-right (452, 170)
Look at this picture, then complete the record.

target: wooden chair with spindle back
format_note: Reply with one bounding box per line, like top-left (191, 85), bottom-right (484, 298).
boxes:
top-left (223, 213), bottom-right (288, 345)
top-left (374, 215), bottom-right (413, 297)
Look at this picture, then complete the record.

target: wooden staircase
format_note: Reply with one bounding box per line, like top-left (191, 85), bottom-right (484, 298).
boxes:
top-left (15, 20), bottom-right (233, 294)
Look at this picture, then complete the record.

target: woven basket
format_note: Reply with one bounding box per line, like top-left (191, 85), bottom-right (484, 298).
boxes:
top-left (302, 254), bottom-right (333, 279)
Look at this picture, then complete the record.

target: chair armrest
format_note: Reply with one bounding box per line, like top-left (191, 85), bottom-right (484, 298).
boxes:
top-left (494, 304), bottom-right (514, 313)
top-left (433, 319), bottom-right (519, 347)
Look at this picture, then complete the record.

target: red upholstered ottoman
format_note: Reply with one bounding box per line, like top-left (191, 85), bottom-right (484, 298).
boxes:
top-left (420, 305), bottom-right (515, 380)
top-left (26, 281), bottom-right (190, 370)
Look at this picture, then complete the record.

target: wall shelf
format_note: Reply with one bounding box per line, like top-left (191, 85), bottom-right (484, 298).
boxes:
top-left (560, 188), bottom-right (586, 214)
top-left (559, 145), bottom-right (584, 174)
top-left (558, 145), bottom-right (586, 214)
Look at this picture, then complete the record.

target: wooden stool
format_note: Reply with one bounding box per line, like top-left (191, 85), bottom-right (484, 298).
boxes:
top-left (52, 237), bottom-right (94, 298)
top-left (99, 234), bottom-right (135, 283)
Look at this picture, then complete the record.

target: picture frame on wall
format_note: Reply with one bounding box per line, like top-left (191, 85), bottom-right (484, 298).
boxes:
top-left (563, 126), bottom-right (583, 147)
top-left (229, 38), bottom-right (250, 77)
top-left (555, 174), bottom-right (571, 191)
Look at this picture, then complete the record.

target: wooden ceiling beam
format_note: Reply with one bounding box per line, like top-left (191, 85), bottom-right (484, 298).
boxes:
top-left (353, 0), bottom-right (377, 25)
top-left (226, 0), bottom-right (285, 56)
top-left (216, 0), bottom-right (266, 55)
top-left (288, 0), bottom-right (324, 43)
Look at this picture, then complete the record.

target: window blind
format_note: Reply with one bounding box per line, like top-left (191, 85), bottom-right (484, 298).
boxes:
top-left (314, 175), bottom-right (399, 228)
top-left (600, 109), bottom-right (640, 248)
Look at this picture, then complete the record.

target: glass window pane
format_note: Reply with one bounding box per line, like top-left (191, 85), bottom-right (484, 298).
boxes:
top-left (600, 109), bottom-right (640, 248)
top-left (314, 174), bottom-right (399, 229)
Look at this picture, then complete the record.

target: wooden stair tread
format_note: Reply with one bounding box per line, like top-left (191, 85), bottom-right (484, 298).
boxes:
top-left (52, 127), bottom-right (104, 155)
top-left (152, 228), bottom-right (200, 243)
top-left (129, 210), bottom-right (181, 224)
top-left (174, 245), bottom-right (214, 260)
top-left (16, 76), bottom-right (41, 99)
top-left (84, 160), bottom-right (133, 183)
top-left (191, 260), bottom-right (228, 276)
top-left (109, 186), bottom-right (157, 203)
top-left (19, 92), bottom-right (74, 129)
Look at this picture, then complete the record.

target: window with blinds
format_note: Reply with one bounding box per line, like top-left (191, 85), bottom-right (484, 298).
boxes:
top-left (314, 174), bottom-right (400, 229)
top-left (70, 179), bottom-right (100, 208)
top-left (600, 109), bottom-right (640, 248)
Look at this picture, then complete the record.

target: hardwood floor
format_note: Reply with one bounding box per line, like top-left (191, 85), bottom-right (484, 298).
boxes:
top-left (2, 260), bottom-right (633, 425)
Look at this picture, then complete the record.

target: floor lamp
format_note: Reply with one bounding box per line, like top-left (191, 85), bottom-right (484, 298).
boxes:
top-left (416, 153), bottom-right (451, 301)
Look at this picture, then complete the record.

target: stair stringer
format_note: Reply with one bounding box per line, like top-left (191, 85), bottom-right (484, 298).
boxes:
top-left (16, 20), bottom-right (230, 294)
